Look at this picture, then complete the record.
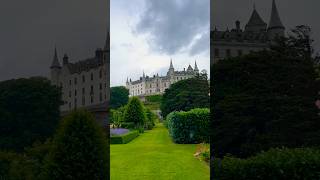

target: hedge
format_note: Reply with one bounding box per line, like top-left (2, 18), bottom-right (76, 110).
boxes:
top-left (212, 147), bottom-right (320, 180)
top-left (111, 130), bottom-right (139, 144)
top-left (166, 108), bottom-right (210, 143)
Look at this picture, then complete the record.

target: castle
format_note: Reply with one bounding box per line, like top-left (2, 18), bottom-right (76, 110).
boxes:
top-left (126, 60), bottom-right (200, 97)
top-left (212, 0), bottom-right (285, 63)
top-left (50, 32), bottom-right (110, 125)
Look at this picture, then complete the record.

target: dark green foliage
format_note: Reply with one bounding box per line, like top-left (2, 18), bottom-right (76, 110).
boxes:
top-left (212, 148), bottom-right (320, 180)
top-left (44, 110), bottom-right (109, 179)
top-left (0, 140), bottom-right (51, 180)
top-left (167, 108), bottom-right (210, 143)
top-left (144, 108), bottom-right (156, 130)
top-left (110, 86), bottom-right (129, 109)
top-left (123, 97), bottom-right (146, 128)
top-left (212, 50), bottom-right (320, 158)
top-left (120, 122), bottom-right (135, 129)
top-left (110, 130), bottom-right (139, 144)
top-left (145, 95), bottom-right (162, 103)
top-left (161, 75), bottom-right (209, 118)
top-left (0, 77), bottom-right (62, 151)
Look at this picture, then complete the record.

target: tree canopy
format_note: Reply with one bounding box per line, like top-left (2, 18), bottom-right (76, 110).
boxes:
top-left (0, 77), bottom-right (62, 151)
top-left (160, 74), bottom-right (210, 118)
top-left (110, 86), bottom-right (129, 109)
top-left (212, 27), bottom-right (320, 157)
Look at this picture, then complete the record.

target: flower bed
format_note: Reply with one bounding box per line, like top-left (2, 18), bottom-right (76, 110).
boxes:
top-left (110, 128), bottom-right (129, 136)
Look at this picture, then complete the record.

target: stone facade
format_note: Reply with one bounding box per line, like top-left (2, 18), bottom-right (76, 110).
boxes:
top-left (50, 32), bottom-right (110, 126)
top-left (126, 60), bottom-right (200, 97)
top-left (212, 0), bottom-right (285, 63)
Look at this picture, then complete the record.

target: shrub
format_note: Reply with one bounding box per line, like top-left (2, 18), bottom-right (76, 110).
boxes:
top-left (110, 130), bottom-right (139, 144)
top-left (212, 147), bottom-right (320, 180)
top-left (123, 97), bottom-right (146, 128)
top-left (146, 95), bottom-right (162, 103)
top-left (167, 108), bottom-right (210, 143)
top-left (44, 110), bottom-right (109, 179)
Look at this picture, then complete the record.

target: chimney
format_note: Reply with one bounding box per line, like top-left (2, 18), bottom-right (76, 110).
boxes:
top-left (63, 54), bottom-right (69, 65)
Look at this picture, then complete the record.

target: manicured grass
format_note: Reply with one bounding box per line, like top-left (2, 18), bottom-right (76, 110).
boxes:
top-left (111, 123), bottom-right (209, 180)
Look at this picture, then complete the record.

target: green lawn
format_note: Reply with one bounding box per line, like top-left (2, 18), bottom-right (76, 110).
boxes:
top-left (110, 123), bottom-right (209, 180)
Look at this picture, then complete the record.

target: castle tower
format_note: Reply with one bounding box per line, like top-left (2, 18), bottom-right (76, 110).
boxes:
top-left (267, 0), bottom-right (285, 40)
top-left (194, 60), bottom-right (199, 74)
top-left (245, 5), bottom-right (267, 32)
top-left (50, 47), bottom-right (61, 86)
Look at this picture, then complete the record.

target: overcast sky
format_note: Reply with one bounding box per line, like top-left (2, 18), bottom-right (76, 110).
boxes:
top-left (110, 0), bottom-right (210, 86)
top-left (1, 0), bottom-right (317, 85)
top-left (0, 0), bottom-right (108, 82)
top-left (212, 0), bottom-right (320, 53)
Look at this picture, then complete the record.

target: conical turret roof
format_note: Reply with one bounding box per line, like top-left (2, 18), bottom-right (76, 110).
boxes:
top-left (247, 9), bottom-right (266, 27)
top-left (50, 47), bottom-right (61, 69)
top-left (268, 0), bottom-right (284, 29)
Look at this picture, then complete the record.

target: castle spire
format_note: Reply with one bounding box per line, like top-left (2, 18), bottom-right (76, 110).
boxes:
top-left (194, 60), bottom-right (199, 72)
top-left (268, 0), bottom-right (284, 29)
top-left (50, 46), bottom-right (61, 69)
top-left (169, 59), bottom-right (174, 69)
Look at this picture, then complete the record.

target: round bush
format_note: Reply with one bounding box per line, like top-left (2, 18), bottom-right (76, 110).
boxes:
top-left (44, 110), bottom-right (109, 179)
top-left (123, 97), bottom-right (146, 128)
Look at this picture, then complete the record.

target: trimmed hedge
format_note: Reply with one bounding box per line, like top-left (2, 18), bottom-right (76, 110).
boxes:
top-left (167, 108), bottom-right (210, 143)
top-left (111, 130), bottom-right (139, 144)
top-left (212, 147), bottom-right (320, 180)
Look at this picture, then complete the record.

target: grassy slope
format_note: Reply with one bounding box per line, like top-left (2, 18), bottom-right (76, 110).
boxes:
top-left (110, 123), bottom-right (209, 180)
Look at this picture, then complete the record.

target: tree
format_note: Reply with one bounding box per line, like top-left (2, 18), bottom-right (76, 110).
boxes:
top-left (160, 74), bottom-right (210, 118)
top-left (0, 77), bottom-right (62, 151)
top-left (44, 110), bottom-right (109, 179)
top-left (212, 48), bottom-right (320, 158)
top-left (110, 86), bottom-right (129, 109)
top-left (123, 97), bottom-right (146, 128)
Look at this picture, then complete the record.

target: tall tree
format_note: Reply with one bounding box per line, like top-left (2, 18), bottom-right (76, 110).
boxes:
top-left (0, 77), bottom-right (62, 151)
top-left (161, 74), bottom-right (209, 118)
top-left (110, 86), bottom-right (129, 109)
top-left (212, 44), bottom-right (320, 158)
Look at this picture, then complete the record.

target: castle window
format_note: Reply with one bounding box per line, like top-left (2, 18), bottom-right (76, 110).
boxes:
top-left (238, 50), bottom-right (243, 56)
top-left (91, 95), bottom-right (94, 103)
top-left (69, 91), bottom-right (71, 97)
top-left (74, 78), bottom-right (77, 85)
top-left (75, 90), bottom-right (77, 96)
top-left (82, 75), bottom-right (85, 82)
top-left (91, 73), bottom-right (93, 81)
top-left (74, 98), bottom-right (77, 109)
top-left (82, 88), bottom-right (85, 94)
top-left (99, 70), bottom-right (102, 79)
top-left (90, 85), bottom-right (94, 94)
top-left (69, 102), bottom-right (71, 109)
top-left (60, 82), bottom-right (63, 87)
top-left (99, 92), bottom-right (103, 102)
top-left (214, 49), bottom-right (220, 57)
top-left (69, 80), bottom-right (71, 85)
top-left (226, 49), bottom-right (231, 58)
top-left (100, 83), bottom-right (102, 90)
